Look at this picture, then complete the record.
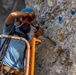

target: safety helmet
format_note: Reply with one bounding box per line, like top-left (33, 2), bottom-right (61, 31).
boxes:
top-left (19, 8), bottom-right (35, 34)
top-left (21, 7), bottom-right (36, 24)
top-left (21, 8), bottom-right (34, 13)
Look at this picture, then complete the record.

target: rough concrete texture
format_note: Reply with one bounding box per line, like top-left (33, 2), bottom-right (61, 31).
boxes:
top-left (1, 0), bottom-right (76, 75)
top-left (25, 0), bottom-right (76, 75)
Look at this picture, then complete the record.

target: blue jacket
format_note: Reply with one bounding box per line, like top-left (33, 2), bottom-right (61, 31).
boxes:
top-left (1, 23), bottom-right (29, 70)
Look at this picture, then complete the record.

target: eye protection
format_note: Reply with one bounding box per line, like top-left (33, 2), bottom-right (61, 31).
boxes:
top-left (16, 16), bottom-right (36, 26)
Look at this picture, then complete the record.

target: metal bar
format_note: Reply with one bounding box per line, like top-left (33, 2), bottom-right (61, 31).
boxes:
top-left (30, 37), bottom-right (41, 75)
top-left (0, 35), bottom-right (30, 75)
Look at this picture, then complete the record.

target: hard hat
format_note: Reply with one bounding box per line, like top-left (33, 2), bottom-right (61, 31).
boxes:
top-left (21, 8), bottom-right (34, 13)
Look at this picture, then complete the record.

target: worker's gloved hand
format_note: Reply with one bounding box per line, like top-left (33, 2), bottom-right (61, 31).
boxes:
top-left (35, 27), bottom-right (44, 37)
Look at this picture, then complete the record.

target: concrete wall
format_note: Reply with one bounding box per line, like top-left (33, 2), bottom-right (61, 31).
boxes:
top-left (25, 0), bottom-right (76, 75)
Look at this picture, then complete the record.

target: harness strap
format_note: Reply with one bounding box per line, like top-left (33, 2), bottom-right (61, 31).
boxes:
top-left (1, 38), bottom-right (11, 59)
top-left (14, 31), bottom-right (29, 40)
top-left (0, 38), bottom-right (11, 75)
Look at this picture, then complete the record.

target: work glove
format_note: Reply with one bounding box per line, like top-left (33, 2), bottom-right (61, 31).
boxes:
top-left (35, 27), bottom-right (44, 37)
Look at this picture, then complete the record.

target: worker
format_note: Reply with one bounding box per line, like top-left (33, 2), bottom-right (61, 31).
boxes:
top-left (0, 8), bottom-right (43, 75)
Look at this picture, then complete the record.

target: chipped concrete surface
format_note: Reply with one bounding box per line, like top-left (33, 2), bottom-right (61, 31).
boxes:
top-left (1, 0), bottom-right (76, 75)
top-left (25, 0), bottom-right (76, 75)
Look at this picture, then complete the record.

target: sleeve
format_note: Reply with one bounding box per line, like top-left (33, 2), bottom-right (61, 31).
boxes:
top-left (2, 22), bottom-right (15, 35)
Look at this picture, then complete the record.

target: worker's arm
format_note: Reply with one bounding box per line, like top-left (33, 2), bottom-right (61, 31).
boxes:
top-left (5, 11), bottom-right (30, 25)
